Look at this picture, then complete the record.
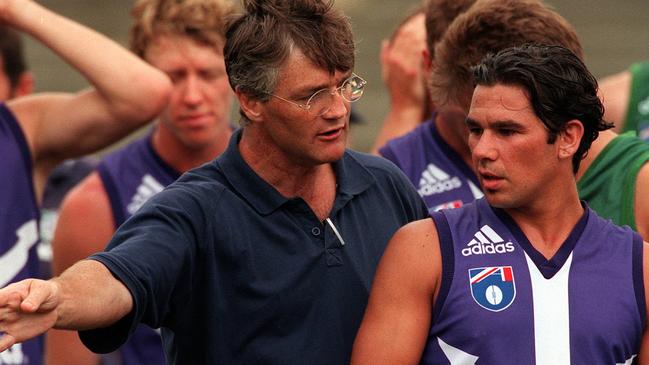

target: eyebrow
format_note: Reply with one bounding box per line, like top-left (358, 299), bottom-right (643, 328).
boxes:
top-left (290, 72), bottom-right (352, 98)
top-left (465, 117), bottom-right (526, 131)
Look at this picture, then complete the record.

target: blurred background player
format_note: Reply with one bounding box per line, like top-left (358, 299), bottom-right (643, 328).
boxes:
top-left (0, 0), bottom-right (170, 363)
top-left (46, 0), bottom-right (235, 364)
top-left (376, 0), bottom-right (479, 212)
top-left (599, 59), bottom-right (649, 140)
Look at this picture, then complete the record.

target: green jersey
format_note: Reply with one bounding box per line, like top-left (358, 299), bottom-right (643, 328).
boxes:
top-left (578, 132), bottom-right (649, 230)
top-left (622, 61), bottom-right (649, 140)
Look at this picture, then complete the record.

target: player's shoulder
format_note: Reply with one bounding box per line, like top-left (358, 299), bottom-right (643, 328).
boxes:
top-left (58, 171), bottom-right (111, 222)
top-left (381, 120), bottom-right (433, 152)
top-left (343, 149), bottom-right (414, 188)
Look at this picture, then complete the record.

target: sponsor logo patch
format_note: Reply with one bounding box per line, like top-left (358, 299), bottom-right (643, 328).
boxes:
top-left (462, 225), bottom-right (515, 257)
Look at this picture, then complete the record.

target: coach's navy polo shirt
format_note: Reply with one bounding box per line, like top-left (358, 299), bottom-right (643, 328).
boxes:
top-left (81, 128), bottom-right (427, 365)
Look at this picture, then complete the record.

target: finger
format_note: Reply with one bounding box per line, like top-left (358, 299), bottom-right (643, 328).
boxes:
top-left (20, 282), bottom-right (52, 313)
top-left (0, 333), bottom-right (16, 352)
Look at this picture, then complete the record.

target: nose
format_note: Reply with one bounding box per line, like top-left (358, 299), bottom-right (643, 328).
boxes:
top-left (320, 89), bottom-right (348, 119)
top-left (183, 75), bottom-right (203, 106)
top-left (470, 131), bottom-right (498, 162)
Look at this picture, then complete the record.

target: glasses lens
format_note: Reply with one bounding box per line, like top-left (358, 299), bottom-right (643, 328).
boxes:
top-left (307, 88), bottom-right (330, 116)
top-left (306, 74), bottom-right (366, 116)
top-left (342, 75), bottom-right (365, 102)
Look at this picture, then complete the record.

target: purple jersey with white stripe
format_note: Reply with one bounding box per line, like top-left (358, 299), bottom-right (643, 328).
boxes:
top-left (379, 117), bottom-right (483, 213)
top-left (97, 135), bottom-right (179, 365)
top-left (423, 198), bottom-right (644, 365)
top-left (0, 104), bottom-right (43, 365)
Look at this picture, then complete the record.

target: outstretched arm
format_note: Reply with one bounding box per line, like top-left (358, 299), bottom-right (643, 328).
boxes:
top-left (351, 218), bottom-right (441, 364)
top-left (0, 260), bottom-right (132, 352)
top-left (0, 0), bottom-right (171, 192)
top-left (46, 172), bottom-right (115, 365)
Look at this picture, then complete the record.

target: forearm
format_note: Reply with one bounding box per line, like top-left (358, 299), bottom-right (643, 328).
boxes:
top-left (53, 260), bottom-right (133, 330)
top-left (4, 0), bottom-right (170, 122)
top-left (371, 106), bottom-right (424, 154)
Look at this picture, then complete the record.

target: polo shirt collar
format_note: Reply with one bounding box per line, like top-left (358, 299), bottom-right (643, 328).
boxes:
top-left (216, 128), bottom-right (375, 216)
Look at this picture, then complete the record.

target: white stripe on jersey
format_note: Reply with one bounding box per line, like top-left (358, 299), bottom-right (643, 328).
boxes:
top-left (525, 252), bottom-right (572, 365)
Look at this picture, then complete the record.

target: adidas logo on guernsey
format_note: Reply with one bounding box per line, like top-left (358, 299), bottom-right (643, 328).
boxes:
top-left (418, 163), bottom-right (462, 196)
top-left (127, 174), bottom-right (165, 215)
top-left (462, 225), bottom-right (515, 257)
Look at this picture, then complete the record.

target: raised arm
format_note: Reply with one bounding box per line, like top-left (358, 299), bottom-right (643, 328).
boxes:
top-left (46, 172), bottom-right (115, 365)
top-left (351, 218), bottom-right (441, 365)
top-left (371, 12), bottom-right (428, 154)
top-left (0, 0), bottom-right (171, 189)
top-left (0, 260), bottom-right (132, 352)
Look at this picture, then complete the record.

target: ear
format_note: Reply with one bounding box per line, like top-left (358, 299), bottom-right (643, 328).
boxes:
top-left (557, 119), bottom-right (584, 160)
top-left (422, 48), bottom-right (432, 75)
top-left (236, 87), bottom-right (264, 123)
top-left (11, 72), bottom-right (34, 98)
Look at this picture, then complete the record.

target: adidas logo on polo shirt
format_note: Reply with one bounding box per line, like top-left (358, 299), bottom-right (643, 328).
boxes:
top-left (127, 174), bottom-right (165, 215)
top-left (462, 225), bottom-right (515, 257)
top-left (418, 163), bottom-right (462, 196)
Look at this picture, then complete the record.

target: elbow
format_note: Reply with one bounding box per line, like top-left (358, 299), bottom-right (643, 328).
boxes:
top-left (118, 71), bottom-right (172, 125)
top-left (136, 72), bottom-right (172, 121)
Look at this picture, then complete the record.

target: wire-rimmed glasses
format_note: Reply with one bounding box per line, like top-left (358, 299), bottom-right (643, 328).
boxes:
top-left (267, 73), bottom-right (366, 117)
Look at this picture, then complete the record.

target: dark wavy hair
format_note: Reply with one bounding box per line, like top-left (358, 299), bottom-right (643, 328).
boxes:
top-left (224, 0), bottom-right (354, 101)
top-left (472, 44), bottom-right (613, 173)
top-left (0, 25), bottom-right (26, 90)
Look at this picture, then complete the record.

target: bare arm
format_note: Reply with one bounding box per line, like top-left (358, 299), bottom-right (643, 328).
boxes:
top-left (46, 172), bottom-right (115, 365)
top-left (351, 218), bottom-right (441, 364)
top-left (634, 163), bottom-right (649, 241)
top-left (371, 13), bottom-right (429, 154)
top-left (637, 241), bottom-right (649, 364)
top-left (0, 0), bottom-right (171, 191)
top-left (599, 70), bottom-right (630, 133)
top-left (0, 260), bottom-right (132, 352)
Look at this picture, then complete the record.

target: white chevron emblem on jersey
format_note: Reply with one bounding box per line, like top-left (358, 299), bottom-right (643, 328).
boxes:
top-left (0, 220), bottom-right (38, 287)
top-left (462, 225), bottom-right (515, 257)
top-left (418, 163), bottom-right (462, 197)
top-left (617, 354), bottom-right (636, 365)
top-left (127, 174), bottom-right (165, 215)
top-left (438, 337), bottom-right (478, 365)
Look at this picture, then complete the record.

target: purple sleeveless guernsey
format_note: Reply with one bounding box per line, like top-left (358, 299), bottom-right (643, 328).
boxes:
top-left (0, 104), bottom-right (43, 365)
top-left (423, 198), bottom-right (644, 364)
top-left (96, 135), bottom-right (179, 365)
top-left (379, 117), bottom-right (483, 214)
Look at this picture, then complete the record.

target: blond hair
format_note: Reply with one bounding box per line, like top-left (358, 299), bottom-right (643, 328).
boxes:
top-left (130, 0), bottom-right (234, 57)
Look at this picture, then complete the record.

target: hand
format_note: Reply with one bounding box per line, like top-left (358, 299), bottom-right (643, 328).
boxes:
top-left (381, 13), bottom-right (428, 111)
top-left (0, 279), bottom-right (60, 352)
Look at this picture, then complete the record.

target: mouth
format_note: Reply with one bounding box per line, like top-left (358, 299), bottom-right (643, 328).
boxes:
top-left (478, 170), bottom-right (505, 190)
top-left (178, 113), bottom-right (212, 127)
top-left (317, 125), bottom-right (346, 141)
